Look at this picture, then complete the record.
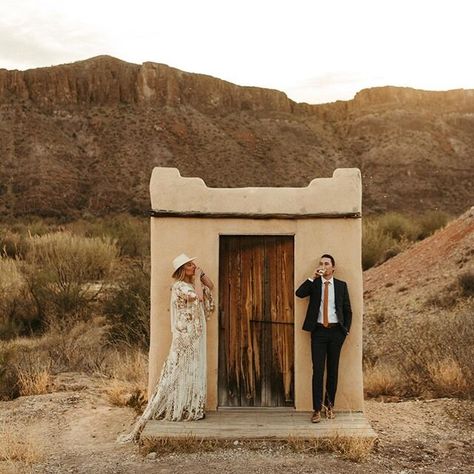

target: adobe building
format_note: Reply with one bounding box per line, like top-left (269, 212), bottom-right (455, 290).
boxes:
top-left (145, 167), bottom-right (373, 439)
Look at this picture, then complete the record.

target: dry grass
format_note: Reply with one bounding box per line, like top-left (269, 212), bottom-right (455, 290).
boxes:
top-left (17, 368), bottom-right (52, 397)
top-left (364, 299), bottom-right (474, 399)
top-left (0, 423), bottom-right (43, 467)
top-left (329, 435), bottom-right (375, 462)
top-left (141, 435), bottom-right (375, 462)
top-left (100, 349), bottom-right (148, 413)
top-left (45, 316), bottom-right (111, 373)
top-left (363, 363), bottom-right (404, 398)
top-left (140, 435), bottom-right (220, 456)
top-left (458, 270), bottom-right (474, 297)
top-left (427, 358), bottom-right (469, 397)
top-left (0, 318), bottom-right (111, 400)
top-left (286, 433), bottom-right (375, 462)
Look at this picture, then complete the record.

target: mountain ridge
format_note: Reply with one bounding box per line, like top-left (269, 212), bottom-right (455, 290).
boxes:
top-left (0, 56), bottom-right (472, 218)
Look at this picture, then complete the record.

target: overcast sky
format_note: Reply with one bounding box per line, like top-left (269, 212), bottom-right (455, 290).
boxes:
top-left (2, 0), bottom-right (473, 104)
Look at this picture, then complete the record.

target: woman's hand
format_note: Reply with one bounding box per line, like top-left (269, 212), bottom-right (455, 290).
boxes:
top-left (195, 267), bottom-right (203, 280)
top-left (194, 266), bottom-right (204, 301)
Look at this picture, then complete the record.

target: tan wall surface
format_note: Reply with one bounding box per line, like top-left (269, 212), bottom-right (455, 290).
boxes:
top-left (149, 217), bottom-right (363, 412)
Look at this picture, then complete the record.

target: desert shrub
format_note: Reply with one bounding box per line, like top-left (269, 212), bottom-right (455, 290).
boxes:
top-left (382, 302), bottom-right (474, 398)
top-left (458, 270), bottom-right (474, 297)
top-left (0, 317), bottom-right (111, 399)
top-left (104, 259), bottom-right (150, 349)
top-left (101, 348), bottom-right (148, 412)
top-left (362, 220), bottom-right (397, 270)
top-left (0, 345), bottom-right (21, 399)
top-left (24, 232), bottom-right (118, 321)
top-left (363, 362), bottom-right (405, 398)
top-left (362, 211), bottom-right (451, 270)
top-left (416, 210), bottom-right (449, 239)
top-left (1, 217), bottom-right (56, 239)
top-left (44, 316), bottom-right (111, 372)
top-left (0, 338), bottom-right (52, 400)
top-left (0, 258), bottom-right (38, 338)
top-left (377, 212), bottom-right (420, 241)
top-left (0, 231), bottom-right (29, 258)
top-left (69, 215), bottom-right (149, 258)
top-left (0, 258), bottom-right (23, 314)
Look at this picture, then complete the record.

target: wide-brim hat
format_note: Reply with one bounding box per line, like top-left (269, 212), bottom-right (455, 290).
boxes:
top-left (172, 253), bottom-right (196, 271)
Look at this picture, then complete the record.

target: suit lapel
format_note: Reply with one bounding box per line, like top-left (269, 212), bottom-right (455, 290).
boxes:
top-left (313, 278), bottom-right (322, 305)
top-left (333, 279), bottom-right (341, 305)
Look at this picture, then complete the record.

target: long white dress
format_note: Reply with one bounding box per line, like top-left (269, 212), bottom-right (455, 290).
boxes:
top-left (118, 280), bottom-right (214, 442)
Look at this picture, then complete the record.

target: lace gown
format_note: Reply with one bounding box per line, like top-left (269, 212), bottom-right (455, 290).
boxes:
top-left (118, 281), bottom-right (214, 442)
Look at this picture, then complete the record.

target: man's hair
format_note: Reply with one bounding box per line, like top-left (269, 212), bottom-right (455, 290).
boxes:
top-left (321, 254), bottom-right (335, 266)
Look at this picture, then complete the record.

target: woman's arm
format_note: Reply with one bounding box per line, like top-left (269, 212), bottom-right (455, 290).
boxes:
top-left (194, 267), bottom-right (205, 301)
top-left (200, 271), bottom-right (214, 291)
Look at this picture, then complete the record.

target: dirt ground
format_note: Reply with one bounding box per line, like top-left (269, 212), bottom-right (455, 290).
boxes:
top-left (1, 373), bottom-right (473, 474)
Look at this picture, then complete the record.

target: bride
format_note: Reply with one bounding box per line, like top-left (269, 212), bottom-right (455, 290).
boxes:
top-left (118, 253), bottom-right (214, 442)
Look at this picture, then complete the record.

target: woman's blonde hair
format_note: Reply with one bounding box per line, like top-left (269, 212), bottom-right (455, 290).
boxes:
top-left (172, 265), bottom-right (187, 281)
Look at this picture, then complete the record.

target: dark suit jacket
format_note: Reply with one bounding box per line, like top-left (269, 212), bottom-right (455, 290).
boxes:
top-left (295, 277), bottom-right (352, 335)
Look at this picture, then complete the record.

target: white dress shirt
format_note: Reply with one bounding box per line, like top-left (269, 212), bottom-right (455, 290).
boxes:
top-left (317, 277), bottom-right (338, 323)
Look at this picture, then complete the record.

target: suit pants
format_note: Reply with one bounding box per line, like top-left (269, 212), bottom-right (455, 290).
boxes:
top-left (311, 325), bottom-right (346, 411)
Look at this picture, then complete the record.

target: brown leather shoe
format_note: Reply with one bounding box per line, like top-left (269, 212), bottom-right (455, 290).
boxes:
top-left (324, 405), bottom-right (335, 419)
top-left (311, 411), bottom-right (321, 423)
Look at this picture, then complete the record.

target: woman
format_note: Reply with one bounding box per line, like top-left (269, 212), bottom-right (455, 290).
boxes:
top-left (118, 253), bottom-right (214, 442)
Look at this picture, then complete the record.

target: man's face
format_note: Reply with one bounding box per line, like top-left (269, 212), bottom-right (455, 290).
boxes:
top-left (319, 257), bottom-right (335, 278)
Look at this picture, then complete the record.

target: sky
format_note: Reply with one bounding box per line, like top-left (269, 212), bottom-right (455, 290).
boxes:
top-left (1, 0), bottom-right (473, 104)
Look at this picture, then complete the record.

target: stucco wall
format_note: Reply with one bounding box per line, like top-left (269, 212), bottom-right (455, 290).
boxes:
top-left (149, 167), bottom-right (363, 412)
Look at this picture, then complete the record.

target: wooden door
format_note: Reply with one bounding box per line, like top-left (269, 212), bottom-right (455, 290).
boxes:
top-left (218, 235), bottom-right (294, 407)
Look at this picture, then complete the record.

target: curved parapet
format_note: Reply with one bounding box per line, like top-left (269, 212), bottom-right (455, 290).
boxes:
top-left (150, 167), bottom-right (361, 218)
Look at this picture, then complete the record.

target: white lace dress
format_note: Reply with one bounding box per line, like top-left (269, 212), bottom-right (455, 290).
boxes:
top-left (118, 281), bottom-right (214, 442)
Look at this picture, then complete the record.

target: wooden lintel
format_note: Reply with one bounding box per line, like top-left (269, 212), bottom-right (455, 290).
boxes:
top-left (149, 210), bottom-right (361, 219)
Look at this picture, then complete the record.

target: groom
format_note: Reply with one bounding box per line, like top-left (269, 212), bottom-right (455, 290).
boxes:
top-left (295, 254), bottom-right (352, 423)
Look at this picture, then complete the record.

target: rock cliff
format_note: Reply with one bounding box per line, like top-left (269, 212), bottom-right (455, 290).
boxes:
top-left (0, 56), bottom-right (472, 217)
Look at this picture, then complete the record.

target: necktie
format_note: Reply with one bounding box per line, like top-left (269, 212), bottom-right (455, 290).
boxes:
top-left (323, 281), bottom-right (329, 327)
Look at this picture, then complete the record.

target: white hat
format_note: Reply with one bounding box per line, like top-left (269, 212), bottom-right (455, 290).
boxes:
top-left (172, 253), bottom-right (196, 271)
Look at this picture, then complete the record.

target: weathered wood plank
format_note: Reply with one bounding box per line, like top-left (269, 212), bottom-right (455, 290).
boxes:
top-left (150, 210), bottom-right (362, 219)
top-left (141, 411), bottom-right (377, 441)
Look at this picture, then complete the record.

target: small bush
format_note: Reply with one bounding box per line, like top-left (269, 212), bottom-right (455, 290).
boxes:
top-left (17, 367), bottom-right (52, 396)
top-left (0, 317), bottom-right (111, 400)
top-left (0, 347), bottom-right (21, 400)
top-left (0, 258), bottom-right (37, 338)
top-left (69, 215), bottom-right (149, 258)
top-left (427, 358), bottom-right (469, 397)
top-left (364, 363), bottom-right (404, 398)
top-left (377, 212), bottom-right (420, 241)
top-left (416, 210), bottom-right (449, 240)
top-left (104, 259), bottom-right (150, 349)
top-left (362, 220), bottom-right (397, 270)
top-left (25, 232), bottom-right (118, 320)
top-left (364, 297), bottom-right (474, 399)
top-left (425, 281), bottom-right (460, 309)
top-left (100, 348), bottom-right (148, 412)
top-left (0, 231), bottom-right (29, 258)
top-left (362, 211), bottom-right (451, 270)
top-left (458, 271), bottom-right (474, 297)
top-left (45, 316), bottom-right (111, 372)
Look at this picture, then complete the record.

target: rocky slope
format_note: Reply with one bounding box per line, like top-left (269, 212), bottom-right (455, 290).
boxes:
top-left (0, 56), bottom-right (473, 217)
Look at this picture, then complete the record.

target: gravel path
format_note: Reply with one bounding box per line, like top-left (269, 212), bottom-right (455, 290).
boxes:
top-left (1, 373), bottom-right (473, 474)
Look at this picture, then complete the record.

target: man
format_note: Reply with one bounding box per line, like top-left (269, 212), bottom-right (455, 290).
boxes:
top-left (295, 254), bottom-right (352, 423)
